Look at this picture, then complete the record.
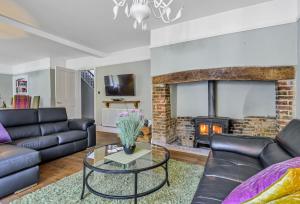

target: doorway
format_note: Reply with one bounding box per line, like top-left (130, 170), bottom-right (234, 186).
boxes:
top-left (81, 69), bottom-right (95, 119)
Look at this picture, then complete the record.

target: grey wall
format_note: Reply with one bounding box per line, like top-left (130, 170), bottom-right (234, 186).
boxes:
top-left (297, 20), bottom-right (300, 118)
top-left (27, 70), bottom-right (52, 107)
top-left (50, 69), bottom-right (56, 107)
top-left (81, 79), bottom-right (94, 119)
top-left (95, 60), bottom-right (151, 125)
top-left (151, 24), bottom-right (297, 119)
top-left (151, 23), bottom-right (297, 76)
top-left (0, 74), bottom-right (12, 106)
top-left (173, 81), bottom-right (276, 119)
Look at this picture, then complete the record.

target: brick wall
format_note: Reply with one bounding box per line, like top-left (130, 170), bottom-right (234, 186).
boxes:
top-left (176, 117), bottom-right (195, 147)
top-left (152, 84), bottom-right (176, 143)
top-left (276, 80), bottom-right (295, 131)
top-left (231, 117), bottom-right (278, 138)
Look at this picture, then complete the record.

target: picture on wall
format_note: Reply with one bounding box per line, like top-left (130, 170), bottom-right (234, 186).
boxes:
top-left (16, 78), bottom-right (28, 94)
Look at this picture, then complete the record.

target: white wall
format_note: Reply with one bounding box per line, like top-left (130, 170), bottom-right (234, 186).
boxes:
top-left (95, 60), bottom-right (151, 125)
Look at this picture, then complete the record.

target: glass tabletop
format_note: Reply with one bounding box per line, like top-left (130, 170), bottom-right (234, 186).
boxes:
top-left (84, 142), bottom-right (170, 173)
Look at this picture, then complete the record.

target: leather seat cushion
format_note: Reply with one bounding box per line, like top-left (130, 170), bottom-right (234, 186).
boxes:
top-left (54, 130), bottom-right (87, 145)
top-left (0, 144), bottom-right (40, 177)
top-left (259, 143), bottom-right (292, 168)
top-left (12, 135), bottom-right (58, 150)
top-left (192, 175), bottom-right (240, 203)
top-left (204, 151), bottom-right (262, 183)
top-left (40, 121), bottom-right (69, 136)
top-left (6, 125), bottom-right (41, 140)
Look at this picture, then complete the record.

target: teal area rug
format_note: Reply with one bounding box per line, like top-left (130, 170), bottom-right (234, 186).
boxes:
top-left (12, 160), bottom-right (204, 204)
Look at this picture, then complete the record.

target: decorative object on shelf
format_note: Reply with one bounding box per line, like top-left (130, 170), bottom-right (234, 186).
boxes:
top-left (112, 0), bottom-right (183, 30)
top-left (116, 110), bottom-right (144, 154)
top-left (112, 98), bottom-right (125, 101)
top-left (103, 100), bottom-right (140, 109)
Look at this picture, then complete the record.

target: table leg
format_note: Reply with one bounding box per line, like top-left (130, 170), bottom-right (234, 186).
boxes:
top-left (80, 165), bottom-right (86, 200)
top-left (134, 173), bottom-right (138, 204)
top-left (166, 162), bottom-right (170, 187)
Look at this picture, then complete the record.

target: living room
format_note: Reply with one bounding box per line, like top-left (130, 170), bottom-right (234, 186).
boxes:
top-left (1, 0), bottom-right (300, 203)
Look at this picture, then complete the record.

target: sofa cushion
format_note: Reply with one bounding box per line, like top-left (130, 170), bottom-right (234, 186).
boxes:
top-left (38, 108), bottom-right (68, 123)
top-left (12, 135), bottom-right (58, 150)
top-left (40, 121), bottom-right (69, 136)
top-left (0, 109), bottom-right (38, 127)
top-left (259, 143), bottom-right (292, 168)
top-left (6, 125), bottom-right (41, 140)
top-left (276, 119), bottom-right (300, 157)
top-left (54, 130), bottom-right (87, 145)
top-left (204, 151), bottom-right (262, 183)
top-left (192, 175), bottom-right (240, 204)
top-left (0, 144), bottom-right (40, 177)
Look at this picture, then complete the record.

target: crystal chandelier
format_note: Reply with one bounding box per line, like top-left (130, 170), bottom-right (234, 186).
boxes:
top-left (112, 0), bottom-right (183, 30)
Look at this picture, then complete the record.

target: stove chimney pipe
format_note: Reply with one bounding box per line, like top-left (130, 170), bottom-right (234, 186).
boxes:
top-left (208, 80), bottom-right (216, 117)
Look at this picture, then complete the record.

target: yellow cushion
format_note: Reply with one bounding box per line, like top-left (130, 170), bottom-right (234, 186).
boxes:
top-left (244, 168), bottom-right (300, 204)
top-left (267, 191), bottom-right (300, 204)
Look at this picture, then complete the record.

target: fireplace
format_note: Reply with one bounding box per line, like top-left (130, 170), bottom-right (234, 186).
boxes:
top-left (194, 81), bottom-right (230, 146)
top-left (152, 66), bottom-right (295, 146)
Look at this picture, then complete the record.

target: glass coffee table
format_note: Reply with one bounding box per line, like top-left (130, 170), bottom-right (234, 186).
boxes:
top-left (80, 142), bottom-right (170, 204)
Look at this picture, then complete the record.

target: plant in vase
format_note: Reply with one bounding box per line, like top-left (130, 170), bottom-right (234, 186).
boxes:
top-left (116, 110), bottom-right (144, 154)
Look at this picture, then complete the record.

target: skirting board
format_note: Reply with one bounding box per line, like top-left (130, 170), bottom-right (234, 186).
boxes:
top-left (97, 125), bottom-right (119, 134)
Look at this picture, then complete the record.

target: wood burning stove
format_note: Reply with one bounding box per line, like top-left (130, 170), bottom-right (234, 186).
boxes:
top-left (194, 81), bottom-right (231, 146)
top-left (194, 116), bottom-right (230, 145)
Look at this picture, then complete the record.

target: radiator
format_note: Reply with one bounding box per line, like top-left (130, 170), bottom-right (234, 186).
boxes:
top-left (102, 108), bottom-right (137, 127)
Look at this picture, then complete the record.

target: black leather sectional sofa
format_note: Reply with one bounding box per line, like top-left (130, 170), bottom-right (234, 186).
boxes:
top-left (192, 119), bottom-right (300, 204)
top-left (0, 108), bottom-right (96, 198)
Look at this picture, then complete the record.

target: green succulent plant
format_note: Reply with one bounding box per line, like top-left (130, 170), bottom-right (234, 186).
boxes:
top-left (116, 110), bottom-right (144, 148)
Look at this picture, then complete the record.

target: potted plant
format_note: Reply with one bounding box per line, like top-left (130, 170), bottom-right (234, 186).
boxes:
top-left (116, 110), bottom-right (144, 154)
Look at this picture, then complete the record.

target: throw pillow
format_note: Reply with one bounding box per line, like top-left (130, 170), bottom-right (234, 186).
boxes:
top-left (267, 190), bottom-right (300, 204)
top-left (0, 122), bottom-right (11, 143)
top-left (223, 157), bottom-right (300, 204)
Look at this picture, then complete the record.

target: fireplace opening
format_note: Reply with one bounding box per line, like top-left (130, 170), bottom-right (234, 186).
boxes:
top-left (194, 81), bottom-right (230, 146)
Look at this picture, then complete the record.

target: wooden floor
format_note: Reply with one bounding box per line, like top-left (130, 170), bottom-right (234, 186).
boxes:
top-left (1, 132), bottom-right (207, 204)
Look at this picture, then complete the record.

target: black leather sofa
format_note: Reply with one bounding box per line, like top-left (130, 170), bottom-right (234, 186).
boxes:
top-left (192, 119), bottom-right (300, 204)
top-left (0, 108), bottom-right (96, 198)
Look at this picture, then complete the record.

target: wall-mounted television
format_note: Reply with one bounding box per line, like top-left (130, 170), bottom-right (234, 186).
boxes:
top-left (104, 74), bottom-right (135, 96)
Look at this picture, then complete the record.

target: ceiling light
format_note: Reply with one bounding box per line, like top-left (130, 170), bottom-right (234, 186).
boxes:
top-left (112, 0), bottom-right (183, 30)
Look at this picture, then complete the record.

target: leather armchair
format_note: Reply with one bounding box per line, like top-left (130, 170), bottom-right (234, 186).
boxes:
top-left (69, 119), bottom-right (95, 131)
top-left (69, 119), bottom-right (96, 147)
top-left (211, 134), bottom-right (275, 157)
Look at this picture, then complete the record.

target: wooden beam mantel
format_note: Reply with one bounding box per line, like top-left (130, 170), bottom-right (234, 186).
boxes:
top-left (152, 66), bottom-right (295, 84)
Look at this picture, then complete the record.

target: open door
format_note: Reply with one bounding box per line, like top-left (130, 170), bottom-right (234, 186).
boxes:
top-left (55, 66), bottom-right (80, 119)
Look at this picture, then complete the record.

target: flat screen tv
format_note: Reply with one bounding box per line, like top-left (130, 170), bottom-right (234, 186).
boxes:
top-left (104, 74), bottom-right (135, 96)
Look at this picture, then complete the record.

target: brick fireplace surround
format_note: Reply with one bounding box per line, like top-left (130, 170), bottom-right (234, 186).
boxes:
top-left (152, 66), bottom-right (295, 147)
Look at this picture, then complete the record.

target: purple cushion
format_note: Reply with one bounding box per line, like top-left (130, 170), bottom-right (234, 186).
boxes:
top-left (0, 122), bottom-right (11, 143)
top-left (223, 157), bottom-right (300, 204)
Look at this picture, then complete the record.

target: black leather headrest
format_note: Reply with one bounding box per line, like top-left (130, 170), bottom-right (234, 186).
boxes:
top-left (276, 119), bottom-right (300, 157)
top-left (0, 109), bottom-right (38, 127)
top-left (38, 108), bottom-right (68, 123)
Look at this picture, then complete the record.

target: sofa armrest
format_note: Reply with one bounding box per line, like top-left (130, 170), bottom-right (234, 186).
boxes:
top-left (69, 119), bottom-right (95, 131)
top-left (211, 134), bottom-right (274, 157)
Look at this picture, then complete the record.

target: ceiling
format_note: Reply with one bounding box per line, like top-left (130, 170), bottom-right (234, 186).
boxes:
top-left (0, 0), bottom-right (272, 66)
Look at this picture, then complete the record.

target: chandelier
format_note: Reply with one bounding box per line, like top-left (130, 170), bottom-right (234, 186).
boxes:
top-left (112, 0), bottom-right (183, 30)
